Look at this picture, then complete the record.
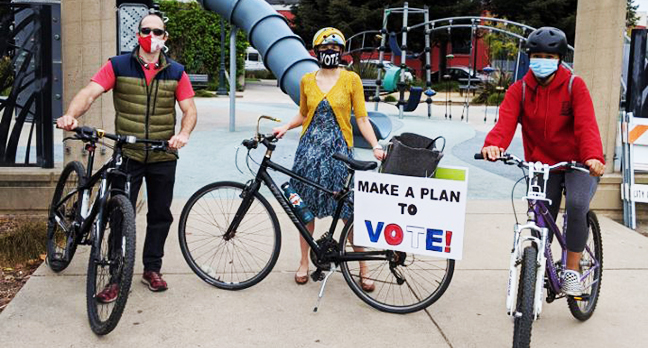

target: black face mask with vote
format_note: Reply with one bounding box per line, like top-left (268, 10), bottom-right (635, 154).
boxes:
top-left (317, 49), bottom-right (340, 69)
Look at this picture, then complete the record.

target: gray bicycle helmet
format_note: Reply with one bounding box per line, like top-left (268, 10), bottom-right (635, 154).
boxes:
top-left (525, 27), bottom-right (568, 58)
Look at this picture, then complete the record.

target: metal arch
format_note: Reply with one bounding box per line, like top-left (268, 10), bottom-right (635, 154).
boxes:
top-left (408, 16), bottom-right (575, 52)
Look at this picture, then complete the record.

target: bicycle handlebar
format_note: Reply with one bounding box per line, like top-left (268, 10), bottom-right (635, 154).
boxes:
top-left (64, 126), bottom-right (169, 152)
top-left (474, 152), bottom-right (589, 173)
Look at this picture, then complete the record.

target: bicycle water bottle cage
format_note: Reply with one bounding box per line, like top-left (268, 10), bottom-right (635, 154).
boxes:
top-left (523, 162), bottom-right (552, 204)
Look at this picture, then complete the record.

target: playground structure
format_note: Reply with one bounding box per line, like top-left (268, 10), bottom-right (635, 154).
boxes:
top-left (344, 3), bottom-right (576, 122)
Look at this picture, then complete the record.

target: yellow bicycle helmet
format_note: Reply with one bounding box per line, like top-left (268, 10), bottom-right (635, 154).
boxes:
top-left (312, 27), bottom-right (346, 50)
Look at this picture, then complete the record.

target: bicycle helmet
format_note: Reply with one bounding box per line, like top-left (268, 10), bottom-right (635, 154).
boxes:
top-left (312, 27), bottom-right (346, 50)
top-left (525, 27), bottom-right (568, 58)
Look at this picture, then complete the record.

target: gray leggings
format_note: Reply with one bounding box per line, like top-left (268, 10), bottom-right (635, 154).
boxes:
top-left (545, 170), bottom-right (599, 253)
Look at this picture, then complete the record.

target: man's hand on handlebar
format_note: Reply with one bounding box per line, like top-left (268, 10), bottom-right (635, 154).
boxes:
top-left (168, 132), bottom-right (189, 150)
top-left (585, 159), bottom-right (605, 177)
top-left (56, 115), bottom-right (78, 131)
top-left (481, 145), bottom-right (504, 161)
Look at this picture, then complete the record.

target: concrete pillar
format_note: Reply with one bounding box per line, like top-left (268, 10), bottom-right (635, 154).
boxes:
top-left (573, 0), bottom-right (625, 171)
top-left (61, 0), bottom-right (116, 163)
top-left (573, 0), bottom-right (627, 216)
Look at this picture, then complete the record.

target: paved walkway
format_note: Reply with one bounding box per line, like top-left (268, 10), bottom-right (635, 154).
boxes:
top-left (1, 82), bottom-right (646, 347)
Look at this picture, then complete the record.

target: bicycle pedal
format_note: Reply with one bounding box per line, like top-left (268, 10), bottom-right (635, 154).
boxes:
top-left (571, 294), bottom-right (590, 301)
top-left (310, 269), bottom-right (324, 282)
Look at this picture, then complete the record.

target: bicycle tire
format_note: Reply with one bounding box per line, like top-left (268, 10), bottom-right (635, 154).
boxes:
top-left (47, 161), bottom-right (86, 272)
top-left (513, 246), bottom-right (537, 348)
top-left (86, 195), bottom-right (136, 335)
top-left (179, 181), bottom-right (281, 290)
top-left (339, 219), bottom-right (455, 314)
top-left (567, 210), bottom-right (603, 321)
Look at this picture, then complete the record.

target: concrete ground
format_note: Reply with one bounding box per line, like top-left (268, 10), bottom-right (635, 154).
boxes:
top-left (1, 82), bottom-right (647, 347)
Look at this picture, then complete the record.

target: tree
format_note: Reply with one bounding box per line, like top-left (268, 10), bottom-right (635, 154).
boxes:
top-left (158, 1), bottom-right (248, 82)
top-left (627, 0), bottom-right (639, 28)
top-left (290, 0), bottom-right (482, 50)
top-left (483, 0), bottom-right (578, 44)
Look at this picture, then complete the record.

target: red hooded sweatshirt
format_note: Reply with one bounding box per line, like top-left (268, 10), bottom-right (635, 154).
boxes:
top-left (484, 65), bottom-right (605, 165)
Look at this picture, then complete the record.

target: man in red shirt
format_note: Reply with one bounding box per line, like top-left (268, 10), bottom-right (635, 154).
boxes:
top-left (481, 27), bottom-right (604, 296)
top-left (57, 12), bottom-right (197, 301)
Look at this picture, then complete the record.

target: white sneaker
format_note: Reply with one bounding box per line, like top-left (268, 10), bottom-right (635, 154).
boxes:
top-left (561, 270), bottom-right (583, 296)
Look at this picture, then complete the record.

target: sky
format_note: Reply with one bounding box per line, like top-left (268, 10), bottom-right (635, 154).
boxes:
top-left (637, 0), bottom-right (648, 12)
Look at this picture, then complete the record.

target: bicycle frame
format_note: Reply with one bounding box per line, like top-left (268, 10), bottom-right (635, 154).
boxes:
top-left (53, 142), bottom-right (130, 256)
top-left (505, 165), bottom-right (602, 321)
top-left (228, 147), bottom-right (390, 264)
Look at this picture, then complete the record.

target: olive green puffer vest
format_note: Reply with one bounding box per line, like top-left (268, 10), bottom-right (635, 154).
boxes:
top-left (111, 50), bottom-right (183, 163)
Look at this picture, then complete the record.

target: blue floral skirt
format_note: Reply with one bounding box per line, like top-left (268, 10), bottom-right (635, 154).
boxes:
top-left (291, 99), bottom-right (353, 220)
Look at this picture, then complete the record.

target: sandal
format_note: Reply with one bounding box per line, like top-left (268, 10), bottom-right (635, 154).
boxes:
top-left (295, 265), bottom-right (309, 285)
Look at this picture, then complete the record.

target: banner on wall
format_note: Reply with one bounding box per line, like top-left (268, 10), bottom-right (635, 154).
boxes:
top-left (353, 167), bottom-right (468, 260)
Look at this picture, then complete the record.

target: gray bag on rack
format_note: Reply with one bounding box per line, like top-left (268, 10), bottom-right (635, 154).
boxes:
top-left (380, 132), bottom-right (445, 178)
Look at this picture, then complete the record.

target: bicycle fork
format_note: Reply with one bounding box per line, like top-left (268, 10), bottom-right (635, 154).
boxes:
top-left (506, 223), bottom-right (548, 321)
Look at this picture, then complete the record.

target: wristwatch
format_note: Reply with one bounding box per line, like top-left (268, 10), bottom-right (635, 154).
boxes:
top-left (372, 144), bottom-right (383, 151)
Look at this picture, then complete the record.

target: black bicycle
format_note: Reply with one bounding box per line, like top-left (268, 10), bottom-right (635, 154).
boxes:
top-left (178, 116), bottom-right (454, 313)
top-left (46, 126), bottom-right (167, 335)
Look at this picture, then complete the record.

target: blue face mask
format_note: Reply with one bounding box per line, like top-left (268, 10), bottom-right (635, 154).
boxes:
top-left (529, 58), bottom-right (559, 79)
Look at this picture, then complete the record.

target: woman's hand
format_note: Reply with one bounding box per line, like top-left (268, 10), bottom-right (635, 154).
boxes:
top-left (481, 146), bottom-right (504, 161)
top-left (585, 159), bottom-right (605, 177)
top-left (273, 125), bottom-right (290, 139)
top-left (373, 148), bottom-right (386, 161)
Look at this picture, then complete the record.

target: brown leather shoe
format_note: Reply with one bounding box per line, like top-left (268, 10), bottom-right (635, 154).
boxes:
top-left (142, 270), bottom-right (168, 292)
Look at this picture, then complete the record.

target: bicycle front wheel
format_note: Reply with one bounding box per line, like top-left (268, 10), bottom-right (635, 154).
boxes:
top-left (512, 246), bottom-right (537, 348)
top-left (86, 195), bottom-right (136, 335)
top-left (567, 211), bottom-right (603, 321)
top-left (47, 161), bottom-right (86, 272)
top-left (179, 181), bottom-right (281, 290)
top-left (339, 219), bottom-right (455, 314)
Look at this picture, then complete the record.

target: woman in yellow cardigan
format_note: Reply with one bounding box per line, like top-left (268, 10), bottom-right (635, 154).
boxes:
top-left (273, 28), bottom-right (385, 290)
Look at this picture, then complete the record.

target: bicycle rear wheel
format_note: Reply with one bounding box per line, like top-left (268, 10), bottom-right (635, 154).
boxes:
top-left (339, 219), bottom-right (455, 314)
top-left (47, 161), bottom-right (86, 272)
top-left (179, 181), bottom-right (281, 290)
top-left (567, 211), bottom-right (603, 321)
top-left (86, 195), bottom-right (136, 335)
top-left (512, 246), bottom-right (537, 348)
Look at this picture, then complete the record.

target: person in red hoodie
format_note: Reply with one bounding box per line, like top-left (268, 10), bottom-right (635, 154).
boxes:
top-left (481, 27), bottom-right (605, 296)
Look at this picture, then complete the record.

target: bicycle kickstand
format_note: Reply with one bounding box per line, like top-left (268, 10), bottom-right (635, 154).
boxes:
top-left (313, 263), bottom-right (337, 313)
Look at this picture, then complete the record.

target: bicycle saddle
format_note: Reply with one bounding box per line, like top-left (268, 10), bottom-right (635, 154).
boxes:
top-left (333, 153), bottom-right (377, 171)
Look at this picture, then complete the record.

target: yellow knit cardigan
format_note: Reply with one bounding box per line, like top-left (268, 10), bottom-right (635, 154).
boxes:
top-left (299, 69), bottom-right (368, 147)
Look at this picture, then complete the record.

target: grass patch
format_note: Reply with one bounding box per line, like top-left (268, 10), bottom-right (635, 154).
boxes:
top-left (0, 218), bottom-right (47, 265)
top-left (194, 89), bottom-right (216, 98)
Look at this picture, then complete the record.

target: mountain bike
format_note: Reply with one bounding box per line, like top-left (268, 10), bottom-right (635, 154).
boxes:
top-left (475, 153), bottom-right (602, 347)
top-left (178, 116), bottom-right (454, 313)
top-left (46, 126), bottom-right (167, 335)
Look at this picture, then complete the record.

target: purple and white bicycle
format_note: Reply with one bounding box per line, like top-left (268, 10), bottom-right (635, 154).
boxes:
top-left (475, 153), bottom-right (602, 348)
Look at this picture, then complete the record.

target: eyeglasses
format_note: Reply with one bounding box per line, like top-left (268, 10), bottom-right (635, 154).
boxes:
top-left (140, 27), bottom-right (165, 36)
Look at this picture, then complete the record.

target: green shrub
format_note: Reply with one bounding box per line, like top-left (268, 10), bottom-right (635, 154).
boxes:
top-left (0, 219), bottom-right (47, 265)
top-left (431, 81), bottom-right (459, 92)
top-left (487, 92), bottom-right (505, 105)
top-left (245, 69), bottom-right (276, 80)
top-left (384, 95), bottom-right (397, 103)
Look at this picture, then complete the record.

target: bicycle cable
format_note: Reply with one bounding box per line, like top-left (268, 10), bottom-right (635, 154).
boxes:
top-left (510, 165), bottom-right (527, 225)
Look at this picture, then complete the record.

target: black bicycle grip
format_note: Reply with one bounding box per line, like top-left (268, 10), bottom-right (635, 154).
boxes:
top-left (474, 153), bottom-right (485, 160)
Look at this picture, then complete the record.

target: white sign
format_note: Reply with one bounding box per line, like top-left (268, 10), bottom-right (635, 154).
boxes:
top-left (628, 184), bottom-right (648, 203)
top-left (353, 168), bottom-right (468, 260)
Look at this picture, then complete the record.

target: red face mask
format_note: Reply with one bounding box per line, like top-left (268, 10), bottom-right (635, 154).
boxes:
top-left (138, 35), bottom-right (152, 53)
